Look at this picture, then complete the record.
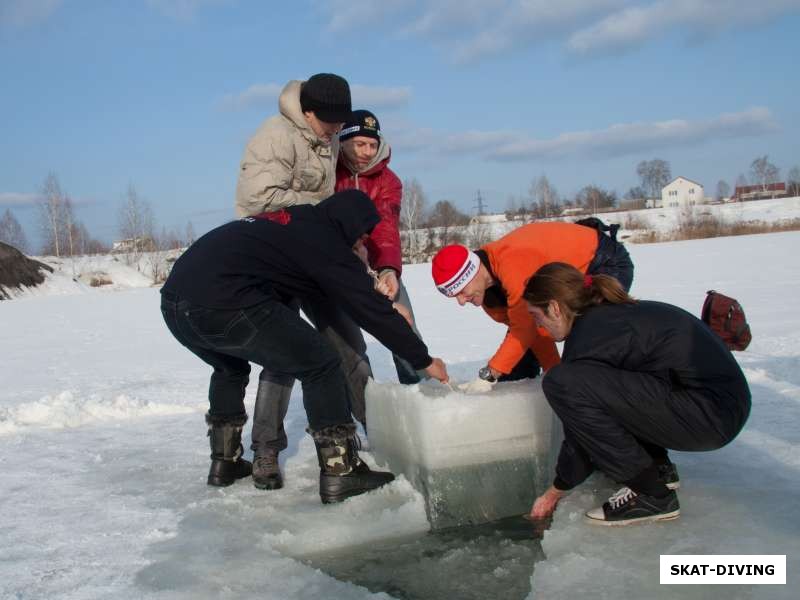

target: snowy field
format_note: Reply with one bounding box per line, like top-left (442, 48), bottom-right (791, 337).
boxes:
top-left (2, 230), bottom-right (799, 599)
top-left (474, 196), bottom-right (800, 243)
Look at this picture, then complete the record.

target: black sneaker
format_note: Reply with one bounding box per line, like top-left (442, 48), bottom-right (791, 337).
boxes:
top-left (585, 487), bottom-right (680, 526)
top-left (658, 462), bottom-right (680, 490)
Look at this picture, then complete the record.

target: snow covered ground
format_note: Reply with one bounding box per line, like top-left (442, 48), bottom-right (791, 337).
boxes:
top-left (1, 230), bottom-right (798, 599)
top-left (474, 195), bottom-right (800, 244)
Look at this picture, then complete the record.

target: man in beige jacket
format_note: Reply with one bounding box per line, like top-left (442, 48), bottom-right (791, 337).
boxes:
top-left (236, 73), bottom-right (349, 215)
top-left (234, 73), bottom-right (374, 492)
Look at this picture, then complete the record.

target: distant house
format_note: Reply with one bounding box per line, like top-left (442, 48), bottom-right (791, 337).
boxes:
top-left (560, 207), bottom-right (586, 217)
top-left (112, 236), bottom-right (155, 253)
top-left (731, 182), bottom-right (788, 202)
top-left (661, 176), bottom-right (705, 209)
top-left (469, 213), bottom-right (508, 225)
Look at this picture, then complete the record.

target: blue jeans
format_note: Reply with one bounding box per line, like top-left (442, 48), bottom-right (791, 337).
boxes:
top-left (160, 293), bottom-right (352, 430)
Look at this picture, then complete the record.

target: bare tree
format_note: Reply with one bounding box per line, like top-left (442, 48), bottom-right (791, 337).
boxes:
top-left (749, 155), bottom-right (780, 192)
top-left (620, 187), bottom-right (647, 210)
top-left (788, 166), bottom-right (800, 197)
top-left (636, 159), bottom-right (672, 200)
top-left (37, 173), bottom-right (68, 257)
top-left (576, 185), bottom-right (617, 212)
top-left (185, 221), bottom-right (196, 246)
top-left (400, 178), bottom-right (427, 260)
top-left (466, 220), bottom-right (494, 248)
top-left (715, 180), bottom-right (730, 202)
top-left (62, 196), bottom-right (77, 258)
top-left (530, 175), bottom-right (559, 218)
top-left (71, 222), bottom-right (108, 254)
top-left (0, 209), bottom-right (29, 253)
top-left (426, 200), bottom-right (468, 247)
top-left (117, 184), bottom-right (155, 267)
top-left (144, 226), bottom-right (177, 284)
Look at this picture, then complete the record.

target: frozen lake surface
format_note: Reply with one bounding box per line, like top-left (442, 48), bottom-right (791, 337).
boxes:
top-left (1, 231), bottom-right (799, 599)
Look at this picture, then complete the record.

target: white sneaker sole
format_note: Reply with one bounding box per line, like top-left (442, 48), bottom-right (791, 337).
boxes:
top-left (585, 508), bottom-right (680, 527)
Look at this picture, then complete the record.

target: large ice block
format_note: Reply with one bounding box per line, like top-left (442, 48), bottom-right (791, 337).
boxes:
top-left (365, 379), bottom-right (562, 529)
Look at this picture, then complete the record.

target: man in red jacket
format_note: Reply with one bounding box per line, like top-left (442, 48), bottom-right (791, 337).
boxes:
top-left (336, 109), bottom-right (427, 386)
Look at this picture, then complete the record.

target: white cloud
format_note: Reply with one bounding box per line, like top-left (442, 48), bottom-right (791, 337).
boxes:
top-left (569, 0), bottom-right (800, 55)
top-left (448, 0), bottom-right (623, 63)
top-left (218, 83), bottom-right (283, 111)
top-left (320, 0), bottom-right (800, 61)
top-left (350, 84), bottom-right (411, 109)
top-left (0, 0), bottom-right (61, 26)
top-left (397, 107), bottom-right (777, 161)
top-left (0, 192), bottom-right (41, 208)
top-left (219, 82), bottom-right (412, 112)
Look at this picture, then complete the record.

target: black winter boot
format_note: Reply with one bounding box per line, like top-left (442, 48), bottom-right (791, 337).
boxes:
top-left (252, 449), bottom-right (283, 490)
top-left (206, 412), bottom-right (253, 487)
top-left (309, 423), bottom-right (395, 504)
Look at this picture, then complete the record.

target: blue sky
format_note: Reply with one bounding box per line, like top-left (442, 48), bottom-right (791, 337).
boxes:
top-left (2, 0), bottom-right (799, 246)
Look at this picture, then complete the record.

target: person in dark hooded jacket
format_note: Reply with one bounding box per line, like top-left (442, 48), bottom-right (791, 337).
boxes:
top-left (160, 190), bottom-right (449, 504)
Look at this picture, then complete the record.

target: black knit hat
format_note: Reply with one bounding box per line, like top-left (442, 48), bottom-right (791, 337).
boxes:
top-left (300, 73), bottom-right (352, 124)
top-left (339, 109), bottom-right (381, 142)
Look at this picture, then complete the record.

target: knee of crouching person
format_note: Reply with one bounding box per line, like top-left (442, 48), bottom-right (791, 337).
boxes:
top-left (542, 363), bottom-right (579, 408)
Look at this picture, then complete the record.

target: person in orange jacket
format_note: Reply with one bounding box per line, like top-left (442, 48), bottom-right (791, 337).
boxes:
top-left (431, 219), bottom-right (633, 381)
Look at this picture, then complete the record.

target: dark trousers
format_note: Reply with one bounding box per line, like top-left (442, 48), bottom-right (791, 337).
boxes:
top-left (160, 293), bottom-right (352, 431)
top-left (250, 297), bottom-right (372, 453)
top-left (251, 279), bottom-right (429, 453)
top-left (542, 362), bottom-right (748, 485)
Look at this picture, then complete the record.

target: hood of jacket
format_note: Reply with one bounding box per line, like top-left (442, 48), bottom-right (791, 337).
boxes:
top-left (341, 136), bottom-right (392, 177)
top-left (316, 190), bottom-right (380, 247)
top-left (278, 80), bottom-right (328, 147)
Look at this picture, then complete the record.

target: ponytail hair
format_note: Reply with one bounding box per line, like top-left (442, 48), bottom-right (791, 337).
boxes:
top-left (523, 262), bottom-right (635, 321)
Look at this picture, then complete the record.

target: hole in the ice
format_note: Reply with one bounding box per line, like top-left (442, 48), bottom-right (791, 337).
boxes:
top-left (299, 515), bottom-right (547, 600)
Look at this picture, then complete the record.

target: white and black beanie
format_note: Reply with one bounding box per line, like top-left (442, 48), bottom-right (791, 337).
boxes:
top-left (339, 109), bottom-right (381, 142)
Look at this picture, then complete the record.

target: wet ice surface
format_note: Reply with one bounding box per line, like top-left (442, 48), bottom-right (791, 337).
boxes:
top-left (303, 516), bottom-right (547, 600)
top-left (2, 231), bottom-right (800, 599)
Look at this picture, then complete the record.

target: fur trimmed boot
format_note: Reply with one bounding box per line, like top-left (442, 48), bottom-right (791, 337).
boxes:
top-left (206, 412), bottom-right (253, 487)
top-left (309, 423), bottom-right (395, 504)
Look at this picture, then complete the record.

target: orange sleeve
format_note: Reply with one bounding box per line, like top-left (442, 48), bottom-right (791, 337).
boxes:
top-left (482, 305), bottom-right (511, 326)
top-left (487, 302), bottom-right (561, 373)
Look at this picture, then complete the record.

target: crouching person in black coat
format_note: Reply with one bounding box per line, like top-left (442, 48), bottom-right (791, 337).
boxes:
top-left (160, 190), bottom-right (448, 504)
top-left (524, 262), bottom-right (750, 526)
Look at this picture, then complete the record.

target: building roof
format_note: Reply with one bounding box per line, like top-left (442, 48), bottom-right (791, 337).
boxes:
top-left (663, 176), bottom-right (703, 189)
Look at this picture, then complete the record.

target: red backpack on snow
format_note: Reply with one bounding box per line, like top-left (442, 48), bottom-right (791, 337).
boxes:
top-left (701, 290), bottom-right (752, 351)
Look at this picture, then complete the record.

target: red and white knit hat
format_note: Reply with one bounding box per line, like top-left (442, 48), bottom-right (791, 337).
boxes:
top-left (432, 245), bottom-right (481, 297)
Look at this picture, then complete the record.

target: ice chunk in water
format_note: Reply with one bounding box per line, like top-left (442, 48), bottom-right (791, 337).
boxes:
top-left (365, 379), bottom-right (562, 529)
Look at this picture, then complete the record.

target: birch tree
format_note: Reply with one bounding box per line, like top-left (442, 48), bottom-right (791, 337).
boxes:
top-left (37, 173), bottom-right (68, 257)
top-left (400, 178), bottom-right (427, 260)
top-left (749, 155), bottom-right (780, 192)
top-left (118, 184), bottom-right (155, 267)
top-left (788, 166), bottom-right (800, 197)
top-left (637, 159), bottom-right (672, 200)
top-left (715, 180), bottom-right (730, 202)
top-left (529, 175), bottom-right (559, 218)
top-left (0, 209), bottom-right (29, 253)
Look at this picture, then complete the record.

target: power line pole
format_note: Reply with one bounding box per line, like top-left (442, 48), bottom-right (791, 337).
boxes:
top-left (474, 189), bottom-right (488, 215)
